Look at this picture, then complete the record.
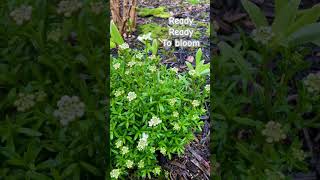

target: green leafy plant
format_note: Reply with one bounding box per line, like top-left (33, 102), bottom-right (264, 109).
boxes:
top-left (138, 7), bottom-right (171, 18)
top-left (110, 33), bottom-right (209, 179)
top-left (241, 0), bottom-right (320, 48)
top-left (0, 1), bottom-right (107, 179)
top-left (186, 48), bottom-right (210, 76)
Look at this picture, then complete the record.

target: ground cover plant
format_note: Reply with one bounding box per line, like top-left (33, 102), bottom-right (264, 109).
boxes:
top-left (212, 0), bottom-right (320, 179)
top-left (110, 21), bottom-right (210, 179)
top-left (0, 0), bottom-right (107, 179)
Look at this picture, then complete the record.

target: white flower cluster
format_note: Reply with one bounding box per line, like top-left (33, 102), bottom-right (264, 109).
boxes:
top-left (138, 160), bottom-right (144, 168)
top-left (110, 169), bottom-right (121, 179)
top-left (252, 26), bottom-right (274, 45)
top-left (149, 65), bottom-right (157, 72)
top-left (121, 146), bottom-right (129, 155)
top-left (137, 133), bottom-right (148, 151)
top-left (148, 116), bottom-right (162, 127)
top-left (303, 72), bottom-right (320, 94)
top-left (57, 0), bottom-right (82, 17)
top-left (14, 91), bottom-right (47, 112)
top-left (126, 160), bottom-right (134, 168)
top-left (189, 69), bottom-right (196, 76)
top-left (119, 43), bottom-right (129, 50)
top-left (262, 121), bottom-right (286, 143)
top-left (14, 93), bottom-right (36, 112)
top-left (171, 67), bottom-right (179, 73)
top-left (169, 98), bottom-right (176, 106)
top-left (90, 1), bottom-right (104, 15)
top-left (192, 100), bottom-right (200, 107)
top-left (114, 90), bottom-right (124, 97)
top-left (10, 5), bottom-right (32, 25)
top-left (173, 122), bottom-right (181, 131)
top-left (127, 92), bottom-right (137, 101)
top-left (205, 84), bottom-right (210, 92)
top-left (127, 61), bottom-right (136, 67)
top-left (173, 111), bottom-right (179, 117)
top-left (137, 33), bottom-right (152, 42)
top-left (153, 167), bottom-right (161, 175)
top-left (135, 53), bottom-right (144, 59)
top-left (115, 140), bottom-right (123, 148)
top-left (48, 29), bottom-right (62, 42)
top-left (113, 63), bottom-right (120, 70)
top-left (53, 95), bottom-right (85, 126)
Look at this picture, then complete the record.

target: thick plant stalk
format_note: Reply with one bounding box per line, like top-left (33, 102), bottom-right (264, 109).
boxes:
top-left (111, 0), bottom-right (137, 34)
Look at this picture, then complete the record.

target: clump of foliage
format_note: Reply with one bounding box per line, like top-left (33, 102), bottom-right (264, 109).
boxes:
top-left (110, 27), bottom-right (210, 179)
top-left (0, 0), bottom-right (107, 179)
top-left (212, 0), bottom-right (320, 179)
top-left (138, 7), bottom-right (171, 18)
top-left (138, 23), bottom-right (169, 39)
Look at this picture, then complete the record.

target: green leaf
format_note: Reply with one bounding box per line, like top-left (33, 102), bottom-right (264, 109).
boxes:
top-left (196, 48), bottom-right (202, 65)
top-left (186, 62), bottom-right (194, 71)
top-left (241, 0), bottom-right (268, 27)
top-left (62, 163), bottom-right (78, 177)
top-left (79, 161), bottom-right (101, 176)
top-left (151, 39), bottom-right (158, 55)
top-left (232, 117), bottom-right (263, 127)
top-left (17, 128), bottom-right (42, 137)
top-left (110, 21), bottom-right (124, 45)
top-left (272, 0), bottom-right (301, 34)
top-left (287, 4), bottom-right (320, 35)
top-left (288, 23), bottom-right (320, 46)
top-left (275, 0), bottom-right (289, 18)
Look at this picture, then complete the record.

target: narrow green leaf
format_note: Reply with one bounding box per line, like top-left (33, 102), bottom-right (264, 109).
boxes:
top-left (110, 21), bottom-right (124, 45)
top-left (272, 0), bottom-right (301, 34)
top-left (79, 161), bottom-right (101, 176)
top-left (241, 0), bottom-right (268, 27)
top-left (288, 23), bottom-right (320, 46)
top-left (287, 4), bottom-right (320, 35)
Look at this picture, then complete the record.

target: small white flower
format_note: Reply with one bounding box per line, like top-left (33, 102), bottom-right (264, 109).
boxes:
top-left (192, 100), bottom-right (200, 107)
top-left (127, 61), bottom-right (136, 67)
top-left (160, 147), bottom-right (166, 155)
top-left (153, 167), bottom-right (161, 175)
top-left (205, 84), bottom-right (210, 92)
top-left (127, 92), bottom-right (137, 101)
top-left (138, 160), bottom-right (144, 168)
top-left (14, 93), bottom-right (36, 112)
top-left (10, 5), bottom-right (32, 25)
top-left (201, 108), bottom-right (206, 114)
top-left (171, 67), bottom-right (179, 73)
top-left (114, 90), bottom-right (124, 97)
top-left (135, 53), bottom-right (144, 59)
top-left (121, 146), bottom-right (129, 155)
top-left (173, 123), bottom-right (181, 131)
top-left (125, 70), bottom-right (130, 75)
top-left (110, 169), bottom-right (121, 179)
top-left (53, 95), bottom-right (85, 126)
top-left (137, 33), bottom-right (152, 42)
top-left (126, 160), bottom-right (134, 169)
top-left (115, 140), bottom-right (123, 148)
top-left (48, 29), bottom-right (62, 42)
top-left (189, 70), bottom-right (196, 76)
top-left (57, 0), bottom-right (82, 17)
top-left (148, 116), bottom-right (162, 127)
top-left (173, 111), bottom-right (179, 117)
top-left (137, 133), bottom-right (148, 151)
top-left (149, 65), bottom-right (157, 72)
top-left (169, 98), bottom-right (176, 106)
top-left (113, 63), bottom-right (120, 70)
top-left (119, 43), bottom-right (129, 50)
top-left (150, 147), bottom-right (156, 153)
